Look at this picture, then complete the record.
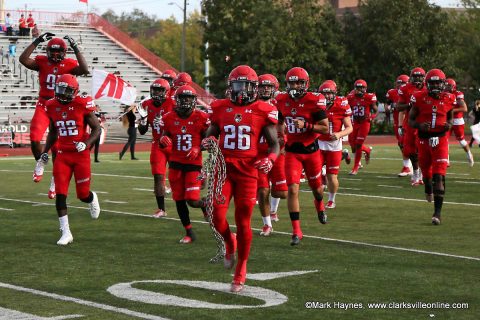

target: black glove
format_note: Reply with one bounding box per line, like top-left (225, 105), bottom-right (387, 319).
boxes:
top-left (63, 35), bottom-right (78, 49)
top-left (33, 32), bottom-right (55, 45)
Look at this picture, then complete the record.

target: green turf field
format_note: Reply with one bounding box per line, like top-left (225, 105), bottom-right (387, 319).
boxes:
top-left (0, 145), bottom-right (478, 320)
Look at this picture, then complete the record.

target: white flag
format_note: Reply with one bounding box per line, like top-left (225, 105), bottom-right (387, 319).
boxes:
top-left (92, 69), bottom-right (137, 105)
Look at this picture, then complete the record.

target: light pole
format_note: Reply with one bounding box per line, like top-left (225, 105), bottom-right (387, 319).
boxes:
top-left (169, 1), bottom-right (187, 72)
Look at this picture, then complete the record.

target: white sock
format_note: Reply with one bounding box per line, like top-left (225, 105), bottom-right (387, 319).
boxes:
top-left (262, 216), bottom-right (272, 227)
top-left (269, 196), bottom-right (280, 213)
top-left (403, 159), bottom-right (411, 167)
top-left (59, 215), bottom-right (69, 231)
top-left (328, 193), bottom-right (336, 202)
top-left (50, 176), bottom-right (55, 191)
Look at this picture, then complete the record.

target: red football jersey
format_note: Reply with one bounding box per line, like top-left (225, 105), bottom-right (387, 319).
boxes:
top-left (398, 83), bottom-right (426, 126)
top-left (45, 95), bottom-right (95, 152)
top-left (319, 96), bottom-right (351, 141)
top-left (141, 98), bottom-right (175, 141)
top-left (275, 92), bottom-right (327, 147)
top-left (210, 99), bottom-right (278, 159)
top-left (453, 90), bottom-right (465, 119)
top-left (35, 55), bottom-right (79, 98)
top-left (386, 88), bottom-right (401, 127)
top-left (161, 110), bottom-right (210, 166)
top-left (411, 91), bottom-right (455, 135)
top-left (346, 92), bottom-right (377, 123)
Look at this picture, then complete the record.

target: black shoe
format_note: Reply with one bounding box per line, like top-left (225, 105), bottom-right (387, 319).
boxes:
top-left (94, 159), bottom-right (100, 163)
top-left (431, 215), bottom-right (441, 225)
top-left (318, 211), bottom-right (328, 224)
top-left (119, 152), bottom-right (123, 160)
top-left (290, 234), bottom-right (301, 246)
top-left (131, 157), bottom-right (139, 160)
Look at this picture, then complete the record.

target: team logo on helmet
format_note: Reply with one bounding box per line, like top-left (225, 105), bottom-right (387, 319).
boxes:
top-left (234, 114), bottom-right (242, 123)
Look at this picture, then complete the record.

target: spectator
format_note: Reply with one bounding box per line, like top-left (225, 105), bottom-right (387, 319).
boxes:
top-left (27, 14), bottom-right (35, 37)
top-left (5, 13), bottom-right (13, 36)
top-left (19, 14), bottom-right (27, 36)
top-left (119, 105), bottom-right (139, 160)
top-left (8, 39), bottom-right (17, 57)
top-left (31, 24), bottom-right (40, 39)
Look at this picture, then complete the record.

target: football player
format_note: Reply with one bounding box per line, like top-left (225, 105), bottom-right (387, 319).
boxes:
top-left (19, 33), bottom-right (88, 198)
top-left (41, 75), bottom-right (101, 245)
top-left (386, 74), bottom-right (413, 176)
top-left (256, 74), bottom-right (287, 236)
top-left (172, 72), bottom-right (193, 91)
top-left (397, 67), bottom-right (427, 186)
top-left (275, 67), bottom-right (329, 246)
top-left (138, 79), bottom-right (175, 217)
top-left (318, 80), bottom-right (353, 209)
top-left (202, 65), bottom-right (279, 293)
top-left (408, 69), bottom-right (454, 225)
top-left (444, 78), bottom-right (474, 167)
top-left (160, 85), bottom-right (210, 243)
top-left (346, 79), bottom-right (377, 175)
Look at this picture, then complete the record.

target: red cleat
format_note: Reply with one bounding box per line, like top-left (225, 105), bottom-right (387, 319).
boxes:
top-left (398, 166), bottom-right (412, 177)
top-left (364, 146), bottom-right (372, 165)
top-left (230, 281), bottom-right (244, 293)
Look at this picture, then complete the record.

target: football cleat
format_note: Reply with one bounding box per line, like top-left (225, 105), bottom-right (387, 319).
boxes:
top-left (431, 216), bottom-right (441, 225)
top-left (179, 235), bottom-right (194, 244)
top-left (290, 234), bottom-right (302, 246)
top-left (259, 225), bottom-right (273, 236)
top-left (33, 160), bottom-right (45, 183)
top-left (230, 281), bottom-right (245, 293)
top-left (48, 177), bottom-right (56, 199)
top-left (224, 233), bottom-right (237, 269)
top-left (467, 152), bottom-right (474, 167)
top-left (398, 166), bottom-right (412, 177)
top-left (57, 230), bottom-right (73, 246)
top-left (342, 149), bottom-right (351, 165)
top-left (363, 146), bottom-right (373, 165)
top-left (153, 209), bottom-right (167, 218)
top-left (425, 193), bottom-right (433, 203)
top-left (89, 191), bottom-right (101, 219)
top-left (349, 168), bottom-right (358, 175)
top-left (270, 212), bottom-right (279, 222)
top-left (326, 201), bottom-right (336, 209)
top-left (318, 211), bottom-right (328, 224)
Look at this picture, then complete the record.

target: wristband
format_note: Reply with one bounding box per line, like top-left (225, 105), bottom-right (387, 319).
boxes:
top-left (267, 153), bottom-right (278, 163)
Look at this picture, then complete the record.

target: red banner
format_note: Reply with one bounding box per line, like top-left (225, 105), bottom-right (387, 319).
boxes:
top-left (79, 0), bottom-right (88, 3)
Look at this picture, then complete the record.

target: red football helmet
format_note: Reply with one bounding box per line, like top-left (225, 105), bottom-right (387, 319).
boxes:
top-left (410, 67), bottom-right (426, 87)
top-left (228, 65), bottom-right (258, 105)
top-left (396, 74), bottom-right (409, 87)
top-left (150, 79), bottom-right (170, 103)
top-left (174, 85), bottom-right (197, 117)
top-left (161, 69), bottom-right (177, 86)
top-left (445, 78), bottom-right (456, 93)
top-left (286, 67), bottom-right (309, 98)
top-left (258, 74), bottom-right (279, 101)
top-left (354, 79), bottom-right (367, 97)
top-left (46, 38), bottom-right (67, 63)
top-left (318, 80), bottom-right (337, 105)
top-left (173, 72), bottom-right (193, 89)
top-left (55, 74), bottom-right (78, 104)
top-left (425, 69), bottom-right (446, 96)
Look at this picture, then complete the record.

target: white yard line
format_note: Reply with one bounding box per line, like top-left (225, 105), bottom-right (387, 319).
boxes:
top-left (1, 196), bottom-right (479, 262)
top-left (133, 188), bottom-right (154, 192)
top-left (0, 207), bottom-right (14, 211)
top-left (377, 185), bottom-right (403, 188)
top-left (0, 282), bottom-right (170, 320)
top-left (454, 181), bottom-right (480, 185)
top-left (104, 200), bottom-right (128, 204)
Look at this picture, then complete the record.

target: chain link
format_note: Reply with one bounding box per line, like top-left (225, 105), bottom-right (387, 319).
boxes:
top-left (200, 139), bottom-right (227, 263)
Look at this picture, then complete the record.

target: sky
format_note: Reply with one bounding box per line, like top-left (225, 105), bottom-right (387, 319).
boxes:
top-left (4, 0), bottom-right (463, 22)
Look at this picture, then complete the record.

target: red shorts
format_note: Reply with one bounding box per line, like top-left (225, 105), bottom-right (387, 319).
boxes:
top-left (285, 150), bottom-right (322, 188)
top-left (150, 141), bottom-right (170, 176)
top-left (450, 125), bottom-right (465, 141)
top-left (320, 149), bottom-right (342, 175)
top-left (257, 153), bottom-right (287, 192)
top-left (53, 150), bottom-right (91, 199)
top-left (214, 160), bottom-right (258, 208)
top-left (349, 121), bottom-right (371, 146)
top-left (402, 126), bottom-right (418, 158)
top-left (417, 136), bottom-right (449, 178)
top-left (168, 168), bottom-right (202, 201)
top-left (30, 98), bottom-right (50, 142)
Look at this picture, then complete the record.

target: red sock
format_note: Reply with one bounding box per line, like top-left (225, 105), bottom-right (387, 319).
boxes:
top-left (291, 220), bottom-right (302, 237)
top-left (361, 145), bottom-right (370, 153)
top-left (314, 199), bottom-right (325, 212)
top-left (354, 148), bottom-right (362, 167)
